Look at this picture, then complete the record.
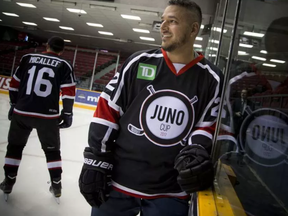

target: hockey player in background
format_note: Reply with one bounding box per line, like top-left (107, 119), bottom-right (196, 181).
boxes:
top-left (0, 36), bottom-right (76, 201)
top-left (79, 0), bottom-right (223, 215)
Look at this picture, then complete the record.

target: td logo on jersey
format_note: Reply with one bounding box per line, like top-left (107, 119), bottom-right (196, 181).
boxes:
top-left (128, 85), bottom-right (197, 147)
top-left (137, 63), bottom-right (157, 81)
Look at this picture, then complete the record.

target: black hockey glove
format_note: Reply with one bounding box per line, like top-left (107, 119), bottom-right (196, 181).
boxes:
top-left (79, 147), bottom-right (113, 207)
top-left (174, 144), bottom-right (214, 194)
top-left (8, 103), bottom-right (15, 121)
top-left (59, 109), bottom-right (73, 128)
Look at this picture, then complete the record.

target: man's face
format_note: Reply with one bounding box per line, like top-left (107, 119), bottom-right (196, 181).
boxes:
top-left (241, 90), bottom-right (247, 99)
top-left (160, 5), bottom-right (196, 52)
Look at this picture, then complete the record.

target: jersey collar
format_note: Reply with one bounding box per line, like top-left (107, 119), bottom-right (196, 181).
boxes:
top-left (161, 48), bottom-right (204, 76)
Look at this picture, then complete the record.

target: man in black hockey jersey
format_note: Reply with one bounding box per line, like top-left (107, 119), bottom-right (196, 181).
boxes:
top-left (0, 36), bottom-right (76, 199)
top-left (79, 1), bottom-right (223, 215)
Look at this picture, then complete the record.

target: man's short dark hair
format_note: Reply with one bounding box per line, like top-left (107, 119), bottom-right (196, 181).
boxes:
top-left (47, 36), bottom-right (65, 53)
top-left (168, 0), bottom-right (202, 26)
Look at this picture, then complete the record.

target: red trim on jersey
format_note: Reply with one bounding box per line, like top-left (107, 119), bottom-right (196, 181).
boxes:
top-left (42, 51), bottom-right (60, 56)
top-left (194, 126), bottom-right (215, 134)
top-left (61, 86), bottom-right (76, 96)
top-left (48, 167), bottom-right (62, 170)
top-left (94, 97), bottom-right (120, 124)
top-left (112, 186), bottom-right (190, 200)
top-left (161, 48), bottom-right (204, 76)
top-left (10, 77), bottom-right (20, 89)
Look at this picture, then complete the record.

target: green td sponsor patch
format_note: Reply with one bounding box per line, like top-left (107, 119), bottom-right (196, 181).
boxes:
top-left (137, 63), bottom-right (157, 81)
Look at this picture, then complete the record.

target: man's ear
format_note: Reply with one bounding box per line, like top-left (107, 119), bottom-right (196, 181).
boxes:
top-left (190, 22), bottom-right (200, 37)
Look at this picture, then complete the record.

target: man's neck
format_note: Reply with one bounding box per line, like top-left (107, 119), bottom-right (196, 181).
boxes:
top-left (166, 46), bottom-right (195, 64)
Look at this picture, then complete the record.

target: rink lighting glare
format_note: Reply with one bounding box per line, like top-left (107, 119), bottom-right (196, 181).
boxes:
top-left (98, 31), bottom-right (113, 36)
top-left (270, 59), bottom-right (285, 64)
top-left (243, 31), bottom-right (264, 38)
top-left (196, 37), bottom-right (203, 41)
top-left (209, 54), bottom-right (216, 57)
top-left (16, 2), bottom-right (36, 8)
top-left (260, 50), bottom-right (267, 54)
top-left (140, 37), bottom-right (155, 41)
top-left (0, 19), bottom-right (2, 21)
top-left (212, 27), bottom-right (227, 33)
top-left (23, 22), bottom-right (37, 26)
top-left (208, 47), bottom-right (218, 51)
top-left (200, 25), bottom-right (204, 29)
top-left (193, 44), bottom-right (202, 48)
top-left (239, 43), bottom-right (253, 48)
top-left (133, 28), bottom-right (150, 33)
top-left (238, 51), bottom-right (249, 55)
top-left (67, 8), bottom-right (87, 14)
top-left (64, 39), bottom-right (71, 42)
top-left (43, 17), bottom-right (60, 22)
top-left (121, 14), bottom-right (141, 20)
top-left (252, 56), bottom-right (266, 61)
top-left (2, 12), bottom-right (19, 17)
top-left (87, 22), bottom-right (103, 27)
top-left (263, 63), bottom-right (276, 67)
top-left (209, 39), bottom-right (219, 44)
top-left (59, 26), bottom-right (74, 31)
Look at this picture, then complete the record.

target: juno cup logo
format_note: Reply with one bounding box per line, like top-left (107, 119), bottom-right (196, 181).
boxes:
top-left (128, 85), bottom-right (198, 147)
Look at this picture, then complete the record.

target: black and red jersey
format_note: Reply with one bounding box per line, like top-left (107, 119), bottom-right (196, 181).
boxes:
top-left (88, 48), bottom-right (223, 199)
top-left (9, 52), bottom-right (76, 118)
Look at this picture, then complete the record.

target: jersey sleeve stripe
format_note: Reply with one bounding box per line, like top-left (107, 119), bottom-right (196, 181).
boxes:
top-left (94, 97), bottom-right (120, 123)
top-left (195, 62), bottom-right (220, 127)
top-left (190, 130), bottom-right (213, 140)
top-left (8, 87), bottom-right (18, 92)
top-left (101, 92), bottom-right (123, 115)
top-left (13, 73), bottom-right (21, 82)
top-left (101, 127), bottom-right (113, 153)
top-left (61, 85), bottom-right (76, 96)
top-left (91, 117), bottom-right (119, 130)
top-left (9, 77), bottom-right (20, 89)
top-left (60, 83), bottom-right (76, 88)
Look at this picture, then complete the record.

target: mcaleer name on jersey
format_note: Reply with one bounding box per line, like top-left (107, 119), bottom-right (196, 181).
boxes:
top-left (89, 48), bottom-right (223, 199)
top-left (9, 52), bottom-right (76, 118)
top-left (29, 56), bottom-right (61, 67)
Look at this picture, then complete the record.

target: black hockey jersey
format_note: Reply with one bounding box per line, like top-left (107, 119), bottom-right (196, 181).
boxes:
top-left (9, 52), bottom-right (76, 118)
top-left (89, 48), bottom-right (223, 198)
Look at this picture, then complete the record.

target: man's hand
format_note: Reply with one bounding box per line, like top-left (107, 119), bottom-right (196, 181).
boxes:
top-left (59, 110), bottom-right (73, 128)
top-left (8, 103), bottom-right (15, 121)
top-left (79, 147), bottom-right (113, 207)
top-left (174, 144), bottom-right (214, 194)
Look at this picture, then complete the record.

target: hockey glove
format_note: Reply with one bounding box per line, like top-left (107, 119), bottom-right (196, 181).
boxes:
top-left (8, 103), bottom-right (15, 121)
top-left (59, 109), bottom-right (73, 128)
top-left (79, 147), bottom-right (113, 207)
top-left (174, 144), bottom-right (214, 194)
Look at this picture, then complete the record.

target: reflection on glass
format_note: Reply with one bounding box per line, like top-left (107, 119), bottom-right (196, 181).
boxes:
top-left (213, 0), bottom-right (288, 215)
